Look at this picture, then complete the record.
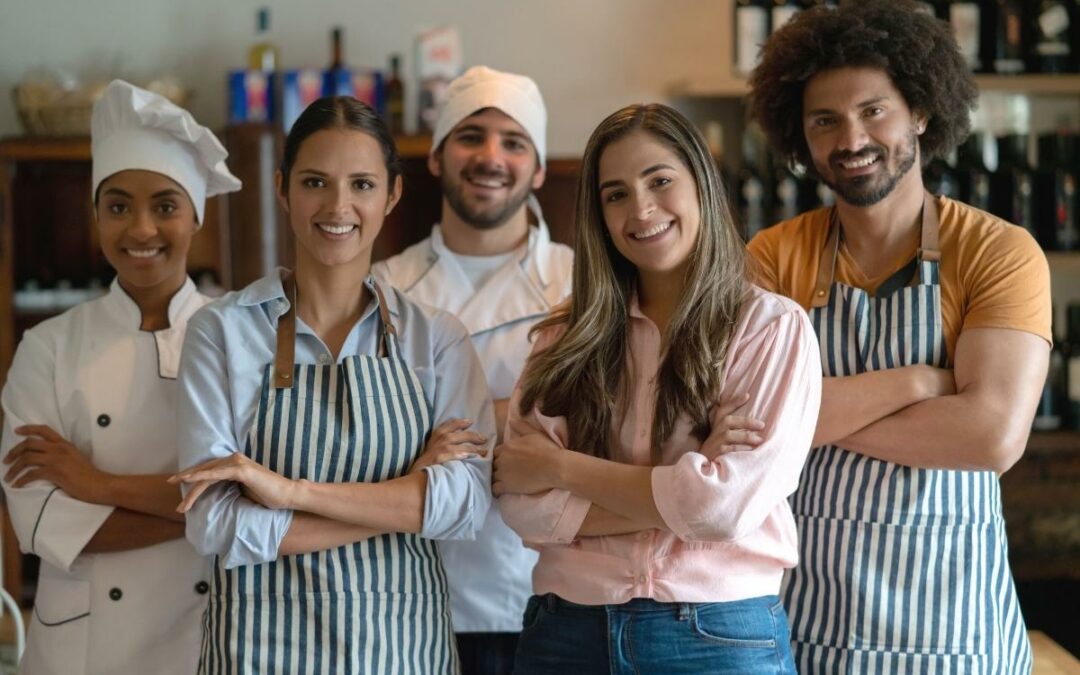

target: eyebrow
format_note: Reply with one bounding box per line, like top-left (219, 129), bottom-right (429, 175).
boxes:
top-left (453, 125), bottom-right (530, 140)
top-left (598, 163), bottom-right (676, 191)
top-left (297, 168), bottom-right (378, 178)
top-left (805, 96), bottom-right (889, 117)
top-left (101, 187), bottom-right (185, 199)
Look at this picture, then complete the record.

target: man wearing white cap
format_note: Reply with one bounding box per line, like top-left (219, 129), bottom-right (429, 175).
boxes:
top-left (375, 65), bottom-right (573, 674)
top-left (0, 79), bottom-right (240, 675)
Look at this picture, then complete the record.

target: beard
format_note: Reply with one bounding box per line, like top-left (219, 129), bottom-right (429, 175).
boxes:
top-left (819, 128), bottom-right (918, 207)
top-left (443, 166), bottom-right (534, 230)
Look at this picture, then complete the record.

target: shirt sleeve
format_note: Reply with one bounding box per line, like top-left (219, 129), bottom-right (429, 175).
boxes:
top-left (418, 312), bottom-right (494, 541)
top-left (747, 229), bottom-right (781, 293)
top-left (651, 305), bottom-right (822, 542)
top-left (497, 327), bottom-right (591, 545)
top-left (177, 310), bottom-right (293, 569)
top-left (0, 330), bottom-right (113, 572)
top-left (960, 225), bottom-right (1052, 344)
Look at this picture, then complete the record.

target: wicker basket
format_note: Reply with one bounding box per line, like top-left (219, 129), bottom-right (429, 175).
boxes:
top-left (12, 84), bottom-right (94, 136)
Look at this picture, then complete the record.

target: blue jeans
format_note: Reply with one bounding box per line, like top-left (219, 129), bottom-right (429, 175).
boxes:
top-left (513, 594), bottom-right (796, 675)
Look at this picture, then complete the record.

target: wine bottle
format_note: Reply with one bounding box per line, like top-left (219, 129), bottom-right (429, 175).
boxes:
top-left (992, 133), bottom-right (1037, 238)
top-left (1034, 306), bottom-right (1065, 430)
top-left (734, 0), bottom-right (770, 77)
top-left (385, 54), bottom-right (405, 136)
top-left (248, 8), bottom-right (279, 72)
top-left (948, 1), bottom-right (984, 70)
top-left (992, 0), bottom-right (1028, 74)
top-left (1066, 304), bottom-right (1080, 429)
top-left (1030, 1), bottom-right (1078, 74)
top-left (956, 132), bottom-right (994, 211)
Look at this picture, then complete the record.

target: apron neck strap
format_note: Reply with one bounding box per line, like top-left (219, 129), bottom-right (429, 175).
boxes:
top-left (273, 273), bottom-right (399, 389)
top-left (810, 191), bottom-right (942, 309)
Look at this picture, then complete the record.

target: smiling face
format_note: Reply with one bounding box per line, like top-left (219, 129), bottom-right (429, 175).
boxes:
top-left (430, 108), bottom-right (544, 230)
top-left (96, 169), bottom-right (196, 295)
top-left (277, 128), bottom-right (401, 271)
top-left (803, 66), bottom-right (924, 207)
top-left (597, 130), bottom-right (701, 279)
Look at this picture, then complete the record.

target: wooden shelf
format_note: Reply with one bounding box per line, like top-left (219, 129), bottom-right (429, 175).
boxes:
top-left (672, 74), bottom-right (1080, 100)
top-left (0, 132), bottom-right (434, 163)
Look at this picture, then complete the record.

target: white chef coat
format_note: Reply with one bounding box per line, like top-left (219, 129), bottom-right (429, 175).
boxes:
top-left (373, 212), bottom-right (574, 633)
top-left (0, 278), bottom-right (212, 675)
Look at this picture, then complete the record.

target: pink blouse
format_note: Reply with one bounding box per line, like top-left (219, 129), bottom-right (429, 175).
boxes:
top-left (499, 284), bottom-right (822, 605)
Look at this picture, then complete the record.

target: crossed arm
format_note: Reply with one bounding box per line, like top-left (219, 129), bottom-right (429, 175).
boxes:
top-left (813, 327), bottom-right (1048, 473)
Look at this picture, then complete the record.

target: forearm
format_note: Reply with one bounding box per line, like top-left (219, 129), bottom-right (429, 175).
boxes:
top-left (839, 391), bottom-right (1030, 472)
top-left (98, 473), bottom-right (184, 521)
top-left (556, 452), bottom-right (666, 530)
top-left (82, 508), bottom-right (185, 553)
top-left (278, 511), bottom-right (384, 556)
top-left (814, 366), bottom-right (936, 447)
top-left (291, 472), bottom-right (427, 533)
top-left (493, 398), bottom-right (510, 443)
top-left (577, 504), bottom-right (654, 537)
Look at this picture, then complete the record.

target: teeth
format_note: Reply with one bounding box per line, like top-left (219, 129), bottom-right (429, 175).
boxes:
top-left (127, 248), bottom-right (162, 258)
top-left (317, 223), bottom-right (357, 235)
top-left (632, 222), bottom-right (672, 240)
top-left (841, 155), bottom-right (878, 169)
top-left (469, 178), bottom-right (505, 188)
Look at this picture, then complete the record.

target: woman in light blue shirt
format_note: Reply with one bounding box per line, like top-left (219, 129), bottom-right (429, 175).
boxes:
top-left (172, 96), bottom-right (494, 674)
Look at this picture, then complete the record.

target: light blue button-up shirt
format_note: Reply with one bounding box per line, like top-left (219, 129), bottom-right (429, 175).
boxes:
top-left (177, 270), bottom-right (494, 569)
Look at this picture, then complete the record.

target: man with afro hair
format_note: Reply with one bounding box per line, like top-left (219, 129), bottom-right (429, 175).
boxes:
top-left (747, 1), bottom-right (1049, 672)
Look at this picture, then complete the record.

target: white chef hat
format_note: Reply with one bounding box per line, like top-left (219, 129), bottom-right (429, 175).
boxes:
top-left (431, 66), bottom-right (547, 166)
top-left (91, 79), bottom-right (241, 225)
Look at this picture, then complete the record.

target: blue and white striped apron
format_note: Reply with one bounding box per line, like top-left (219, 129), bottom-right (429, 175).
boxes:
top-left (782, 195), bottom-right (1031, 674)
top-left (200, 276), bottom-right (458, 674)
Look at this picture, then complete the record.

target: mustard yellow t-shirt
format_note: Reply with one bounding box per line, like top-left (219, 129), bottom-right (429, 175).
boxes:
top-left (747, 196), bottom-right (1052, 362)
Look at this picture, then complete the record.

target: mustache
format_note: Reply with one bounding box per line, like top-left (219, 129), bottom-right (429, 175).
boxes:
top-left (829, 146), bottom-right (885, 165)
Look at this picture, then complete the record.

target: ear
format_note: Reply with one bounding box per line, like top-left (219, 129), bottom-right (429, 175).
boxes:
top-left (274, 170), bottom-right (289, 214)
top-left (531, 159), bottom-right (547, 191)
top-left (428, 150), bottom-right (442, 178)
top-left (914, 112), bottom-right (929, 135)
top-left (385, 174), bottom-right (403, 216)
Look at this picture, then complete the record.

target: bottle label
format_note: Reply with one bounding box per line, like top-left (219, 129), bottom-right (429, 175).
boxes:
top-left (735, 7), bottom-right (768, 76)
top-left (950, 4), bottom-right (981, 68)
top-left (1039, 5), bottom-right (1070, 38)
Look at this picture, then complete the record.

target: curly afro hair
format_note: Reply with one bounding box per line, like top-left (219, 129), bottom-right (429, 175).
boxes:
top-left (747, 0), bottom-right (977, 175)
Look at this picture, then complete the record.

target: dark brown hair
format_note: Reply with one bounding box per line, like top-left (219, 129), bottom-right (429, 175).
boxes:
top-left (748, 0), bottom-right (978, 174)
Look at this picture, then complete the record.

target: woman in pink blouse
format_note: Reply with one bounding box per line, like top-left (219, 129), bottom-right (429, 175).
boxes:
top-left (492, 103), bottom-right (821, 674)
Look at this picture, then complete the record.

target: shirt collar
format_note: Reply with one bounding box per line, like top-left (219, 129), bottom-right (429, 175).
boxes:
top-left (236, 267), bottom-right (398, 320)
top-left (107, 276), bottom-right (200, 330)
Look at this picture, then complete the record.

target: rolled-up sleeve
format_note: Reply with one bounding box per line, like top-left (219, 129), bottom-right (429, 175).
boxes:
top-left (419, 314), bottom-right (494, 541)
top-left (497, 327), bottom-right (592, 545)
top-left (651, 307), bottom-right (821, 542)
top-left (0, 331), bottom-right (113, 572)
top-left (177, 310), bottom-right (293, 568)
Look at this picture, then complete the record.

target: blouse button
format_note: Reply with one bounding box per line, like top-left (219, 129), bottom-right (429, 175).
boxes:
top-left (108, 587), bottom-right (122, 601)
top-left (638, 532), bottom-right (649, 541)
top-left (195, 581), bottom-right (210, 595)
top-left (638, 574), bottom-right (648, 584)
top-left (97, 414), bottom-right (111, 428)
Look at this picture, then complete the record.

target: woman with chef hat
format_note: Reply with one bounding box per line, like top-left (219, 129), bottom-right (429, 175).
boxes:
top-left (0, 79), bottom-right (240, 675)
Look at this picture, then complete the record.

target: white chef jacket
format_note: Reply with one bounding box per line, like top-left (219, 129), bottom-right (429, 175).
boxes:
top-left (0, 278), bottom-right (212, 675)
top-left (373, 212), bottom-right (574, 632)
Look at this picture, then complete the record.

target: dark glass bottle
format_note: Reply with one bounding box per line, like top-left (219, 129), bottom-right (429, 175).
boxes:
top-left (955, 132), bottom-right (994, 211)
top-left (923, 156), bottom-right (960, 199)
top-left (1029, 1), bottom-right (1078, 73)
top-left (991, 134), bottom-right (1037, 237)
top-left (1035, 307), bottom-right (1066, 431)
top-left (738, 132), bottom-right (769, 241)
top-left (992, 0), bottom-right (1028, 74)
top-left (1066, 304), bottom-right (1080, 429)
top-left (1035, 132), bottom-right (1080, 251)
top-left (948, 1), bottom-right (984, 70)
top-left (734, 0), bottom-right (771, 77)
top-left (385, 55), bottom-right (405, 136)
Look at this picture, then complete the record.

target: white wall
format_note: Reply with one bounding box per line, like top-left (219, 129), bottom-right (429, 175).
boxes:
top-left (0, 0), bottom-right (729, 157)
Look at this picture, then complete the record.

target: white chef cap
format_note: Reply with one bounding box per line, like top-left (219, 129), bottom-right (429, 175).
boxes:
top-left (431, 66), bottom-right (547, 166)
top-left (91, 80), bottom-right (241, 225)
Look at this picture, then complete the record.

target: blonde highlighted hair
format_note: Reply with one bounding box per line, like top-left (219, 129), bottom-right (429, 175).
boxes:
top-left (518, 104), bottom-right (747, 459)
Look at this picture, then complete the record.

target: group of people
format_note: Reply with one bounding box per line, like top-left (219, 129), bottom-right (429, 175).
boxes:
top-left (0, 1), bottom-right (1050, 674)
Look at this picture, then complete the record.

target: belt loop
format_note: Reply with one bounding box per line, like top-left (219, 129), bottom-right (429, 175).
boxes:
top-left (677, 603), bottom-right (691, 622)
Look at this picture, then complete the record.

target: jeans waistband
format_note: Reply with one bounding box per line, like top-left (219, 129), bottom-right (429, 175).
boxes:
top-left (539, 593), bottom-right (780, 618)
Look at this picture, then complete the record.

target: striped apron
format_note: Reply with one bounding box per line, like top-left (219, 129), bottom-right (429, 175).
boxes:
top-left (200, 275), bottom-right (458, 674)
top-left (782, 194), bottom-right (1032, 674)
